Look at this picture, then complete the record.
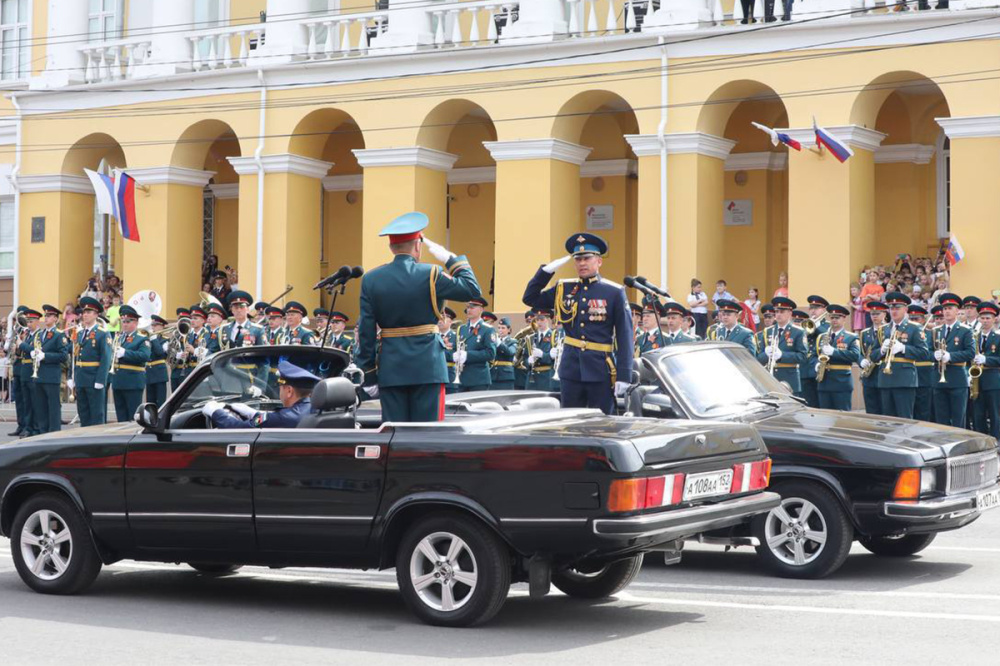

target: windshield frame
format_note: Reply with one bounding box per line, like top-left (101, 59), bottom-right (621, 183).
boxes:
top-left (645, 343), bottom-right (794, 419)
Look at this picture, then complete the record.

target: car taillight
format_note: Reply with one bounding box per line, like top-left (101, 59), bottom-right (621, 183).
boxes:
top-left (730, 459), bottom-right (772, 493)
top-left (893, 469), bottom-right (921, 500)
top-left (608, 473), bottom-right (685, 512)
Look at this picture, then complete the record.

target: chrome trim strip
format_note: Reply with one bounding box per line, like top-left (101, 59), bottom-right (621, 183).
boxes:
top-left (91, 512), bottom-right (127, 518)
top-left (499, 518), bottom-right (589, 524)
top-left (255, 515), bottom-right (372, 522)
top-left (127, 513), bottom-right (252, 519)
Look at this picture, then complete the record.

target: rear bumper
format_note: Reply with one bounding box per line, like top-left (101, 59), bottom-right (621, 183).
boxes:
top-left (592, 491), bottom-right (780, 541)
top-left (882, 482), bottom-right (999, 525)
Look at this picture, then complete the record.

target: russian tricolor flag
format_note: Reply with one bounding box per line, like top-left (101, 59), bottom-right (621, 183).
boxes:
top-left (813, 119), bottom-right (854, 163)
top-left (84, 168), bottom-right (140, 242)
top-left (751, 122), bottom-right (801, 151)
top-left (945, 234), bottom-right (965, 267)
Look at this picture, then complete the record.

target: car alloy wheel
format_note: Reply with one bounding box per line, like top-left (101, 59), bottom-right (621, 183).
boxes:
top-left (20, 509), bottom-right (74, 582)
top-left (409, 531), bottom-right (479, 612)
top-left (764, 497), bottom-right (828, 566)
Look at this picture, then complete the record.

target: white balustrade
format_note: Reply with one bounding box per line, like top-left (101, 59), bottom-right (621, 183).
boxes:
top-left (81, 42), bottom-right (152, 83)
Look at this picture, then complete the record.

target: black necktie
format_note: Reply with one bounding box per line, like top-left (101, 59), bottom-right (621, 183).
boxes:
top-left (236, 325), bottom-right (243, 345)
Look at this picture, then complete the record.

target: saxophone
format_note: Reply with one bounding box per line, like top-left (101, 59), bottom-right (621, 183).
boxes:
top-left (816, 331), bottom-right (832, 383)
top-left (860, 327), bottom-right (879, 379)
top-left (971, 329), bottom-right (984, 400)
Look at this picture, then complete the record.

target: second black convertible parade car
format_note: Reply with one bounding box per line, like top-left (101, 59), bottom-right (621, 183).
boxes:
top-left (0, 346), bottom-right (779, 626)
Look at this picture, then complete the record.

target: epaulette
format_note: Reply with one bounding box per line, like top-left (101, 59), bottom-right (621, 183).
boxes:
top-left (600, 278), bottom-right (624, 289)
top-left (558, 277), bottom-right (581, 285)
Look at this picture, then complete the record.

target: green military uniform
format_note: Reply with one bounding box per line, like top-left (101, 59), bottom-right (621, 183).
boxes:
top-left (757, 299), bottom-right (808, 394)
top-left (357, 212), bottom-right (482, 422)
top-left (858, 305), bottom-right (887, 415)
top-left (16, 317), bottom-right (41, 437)
top-left (485, 314), bottom-right (516, 390)
top-left (908, 305), bottom-right (934, 422)
top-left (872, 292), bottom-right (931, 420)
top-left (973, 303), bottom-right (1000, 438)
top-left (932, 323), bottom-right (975, 428)
top-left (458, 312), bottom-right (497, 392)
top-left (709, 300), bottom-right (757, 357)
top-left (513, 310), bottom-right (535, 390)
top-left (527, 328), bottom-right (557, 392)
top-left (169, 307), bottom-right (191, 392)
top-left (443, 327), bottom-right (458, 394)
top-left (798, 296), bottom-right (830, 408)
top-left (815, 305), bottom-right (859, 412)
top-left (285, 324), bottom-right (314, 346)
top-left (145, 321), bottom-right (170, 409)
top-left (111, 308), bottom-right (152, 423)
top-left (72, 298), bottom-right (112, 427)
top-left (32, 307), bottom-right (68, 434)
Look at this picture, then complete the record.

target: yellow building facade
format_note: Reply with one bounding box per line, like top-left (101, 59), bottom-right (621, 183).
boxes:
top-left (4, 0), bottom-right (1000, 322)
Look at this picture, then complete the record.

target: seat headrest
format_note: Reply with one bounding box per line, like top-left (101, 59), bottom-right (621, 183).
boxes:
top-left (311, 377), bottom-right (358, 411)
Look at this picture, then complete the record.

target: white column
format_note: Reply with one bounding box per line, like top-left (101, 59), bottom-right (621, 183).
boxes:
top-left (369, 0), bottom-right (439, 54)
top-left (253, 0), bottom-right (313, 63)
top-left (143, 0), bottom-right (197, 77)
top-left (500, 0), bottom-right (568, 44)
top-left (33, 0), bottom-right (90, 88)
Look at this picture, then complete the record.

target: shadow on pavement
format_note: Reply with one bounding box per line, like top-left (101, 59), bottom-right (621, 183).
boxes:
top-left (0, 566), bottom-right (701, 656)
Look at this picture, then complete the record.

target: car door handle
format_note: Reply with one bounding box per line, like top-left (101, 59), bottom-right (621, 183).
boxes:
top-left (227, 443), bottom-right (251, 458)
top-left (355, 445), bottom-right (381, 460)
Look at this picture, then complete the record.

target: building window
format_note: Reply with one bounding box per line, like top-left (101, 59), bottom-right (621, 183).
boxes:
top-left (0, 198), bottom-right (14, 273)
top-left (89, 0), bottom-right (123, 41)
top-left (203, 187), bottom-right (215, 266)
top-left (0, 0), bottom-right (29, 81)
top-left (936, 133), bottom-right (950, 238)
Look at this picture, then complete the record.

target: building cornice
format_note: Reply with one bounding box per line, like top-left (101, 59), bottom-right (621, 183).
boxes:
top-left (447, 166), bottom-right (497, 185)
top-left (777, 125), bottom-right (886, 152)
top-left (210, 183), bottom-right (240, 199)
top-left (937, 115), bottom-right (1000, 139)
top-left (228, 154), bottom-right (333, 178)
top-left (874, 143), bottom-right (935, 165)
top-left (352, 147), bottom-right (458, 172)
top-left (580, 159), bottom-right (637, 178)
top-left (18, 174), bottom-right (93, 194)
top-left (126, 166), bottom-right (216, 187)
top-left (322, 174), bottom-right (364, 192)
top-left (0, 119), bottom-right (15, 146)
top-left (483, 139), bottom-right (592, 166)
top-left (724, 152), bottom-right (788, 171)
top-left (626, 133), bottom-right (736, 160)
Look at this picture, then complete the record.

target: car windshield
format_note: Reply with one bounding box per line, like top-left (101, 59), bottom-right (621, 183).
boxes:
top-left (653, 346), bottom-right (791, 418)
top-left (177, 347), bottom-right (351, 412)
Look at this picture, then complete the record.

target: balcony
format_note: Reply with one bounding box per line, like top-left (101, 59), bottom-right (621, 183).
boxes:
top-left (34, 0), bottom-right (992, 88)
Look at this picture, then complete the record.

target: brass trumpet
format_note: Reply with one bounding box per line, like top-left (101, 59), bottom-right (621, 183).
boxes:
top-left (882, 326), bottom-right (901, 375)
top-left (802, 312), bottom-right (828, 336)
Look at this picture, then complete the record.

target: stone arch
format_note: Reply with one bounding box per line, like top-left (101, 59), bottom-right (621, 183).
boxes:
top-left (550, 90), bottom-right (638, 147)
top-left (850, 71), bottom-right (951, 130)
top-left (697, 80), bottom-right (785, 137)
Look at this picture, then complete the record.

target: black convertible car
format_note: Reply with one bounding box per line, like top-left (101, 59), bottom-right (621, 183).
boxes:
top-left (622, 342), bottom-right (1000, 578)
top-left (0, 345), bottom-right (779, 626)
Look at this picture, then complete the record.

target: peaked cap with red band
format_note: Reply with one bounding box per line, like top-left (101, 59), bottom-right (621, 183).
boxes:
top-left (380, 211), bottom-right (429, 244)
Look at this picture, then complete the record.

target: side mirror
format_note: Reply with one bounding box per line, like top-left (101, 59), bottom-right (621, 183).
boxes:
top-left (642, 393), bottom-right (678, 418)
top-left (135, 402), bottom-right (160, 432)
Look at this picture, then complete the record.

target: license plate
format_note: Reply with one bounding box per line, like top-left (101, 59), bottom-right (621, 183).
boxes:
top-left (683, 469), bottom-right (734, 501)
top-left (977, 488), bottom-right (1000, 512)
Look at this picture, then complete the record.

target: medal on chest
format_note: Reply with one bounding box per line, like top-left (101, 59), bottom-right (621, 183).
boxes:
top-left (588, 299), bottom-right (608, 322)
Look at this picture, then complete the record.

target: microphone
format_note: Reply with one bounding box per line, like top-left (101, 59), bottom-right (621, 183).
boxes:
top-left (635, 276), bottom-right (671, 299)
top-left (624, 276), bottom-right (655, 298)
top-left (313, 265), bottom-right (350, 291)
top-left (348, 266), bottom-right (365, 281)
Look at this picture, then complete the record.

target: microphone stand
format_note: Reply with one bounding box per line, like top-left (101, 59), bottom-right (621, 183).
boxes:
top-left (320, 281), bottom-right (347, 349)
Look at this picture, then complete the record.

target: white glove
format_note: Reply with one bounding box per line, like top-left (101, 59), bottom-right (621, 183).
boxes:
top-left (892, 340), bottom-right (905, 355)
top-left (66, 379), bottom-right (75, 391)
top-left (454, 350), bottom-right (468, 366)
top-left (422, 236), bottom-right (455, 263)
top-left (975, 354), bottom-right (987, 365)
top-left (815, 362), bottom-right (821, 373)
top-left (527, 355), bottom-right (537, 367)
top-left (767, 346), bottom-right (782, 360)
top-left (821, 345), bottom-right (835, 356)
top-left (202, 400), bottom-right (224, 417)
top-left (542, 254), bottom-right (572, 274)
top-left (247, 386), bottom-right (263, 399)
top-left (551, 346), bottom-right (561, 361)
top-left (860, 358), bottom-right (871, 370)
top-left (35, 351), bottom-right (45, 361)
top-left (881, 339), bottom-right (893, 353)
top-left (230, 403), bottom-right (257, 418)
top-left (934, 349), bottom-right (944, 361)
top-left (29, 349), bottom-right (37, 360)
top-left (530, 347), bottom-right (544, 360)
top-left (196, 347), bottom-right (208, 360)
top-left (115, 347), bottom-right (126, 359)
top-left (941, 351), bottom-right (951, 364)
top-left (94, 382), bottom-right (104, 390)
top-left (614, 381), bottom-right (630, 398)
top-left (363, 385), bottom-right (380, 398)
top-left (175, 351), bottom-right (186, 360)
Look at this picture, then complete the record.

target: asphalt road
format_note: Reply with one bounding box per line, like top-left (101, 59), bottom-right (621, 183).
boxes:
top-left (1, 419), bottom-right (999, 664)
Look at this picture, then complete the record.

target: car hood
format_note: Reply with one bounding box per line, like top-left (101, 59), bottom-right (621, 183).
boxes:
top-left (753, 407), bottom-right (996, 463)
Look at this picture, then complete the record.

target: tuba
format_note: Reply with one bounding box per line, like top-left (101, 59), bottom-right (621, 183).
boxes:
top-left (512, 321), bottom-right (538, 369)
top-left (127, 290), bottom-right (163, 330)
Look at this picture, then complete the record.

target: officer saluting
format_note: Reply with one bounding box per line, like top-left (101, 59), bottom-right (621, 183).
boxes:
top-left (111, 305), bottom-right (151, 423)
top-left (523, 233), bottom-right (633, 414)
top-left (70, 297), bottom-right (112, 427)
top-left (357, 211), bottom-right (482, 422)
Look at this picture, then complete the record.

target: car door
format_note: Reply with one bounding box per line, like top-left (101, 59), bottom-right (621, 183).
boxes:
top-left (125, 429), bottom-right (259, 552)
top-left (252, 428), bottom-right (391, 555)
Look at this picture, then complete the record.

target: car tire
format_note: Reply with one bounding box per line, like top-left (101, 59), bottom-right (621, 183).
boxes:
top-left (396, 513), bottom-right (511, 627)
top-left (752, 481), bottom-right (853, 579)
top-left (10, 492), bottom-right (102, 595)
top-left (187, 563), bottom-right (243, 575)
top-left (552, 554), bottom-right (643, 599)
top-left (858, 533), bottom-right (936, 557)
